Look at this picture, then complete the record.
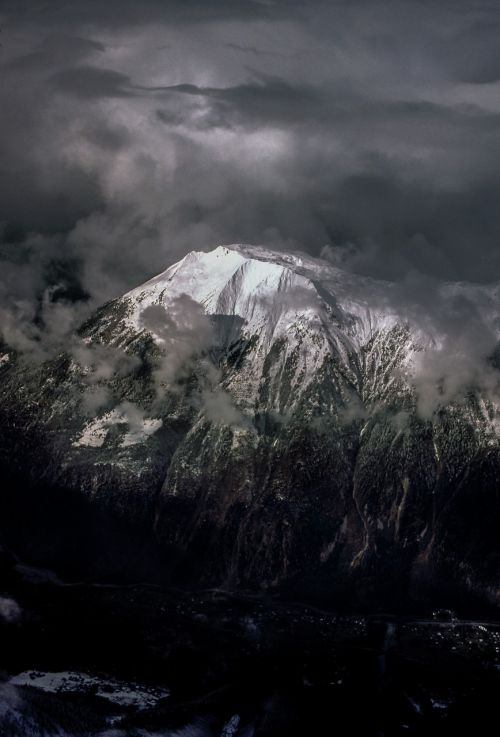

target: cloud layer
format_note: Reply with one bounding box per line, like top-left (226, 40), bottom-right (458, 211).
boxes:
top-left (1, 0), bottom-right (500, 415)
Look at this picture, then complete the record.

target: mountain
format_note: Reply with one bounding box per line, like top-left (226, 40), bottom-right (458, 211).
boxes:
top-left (0, 244), bottom-right (499, 611)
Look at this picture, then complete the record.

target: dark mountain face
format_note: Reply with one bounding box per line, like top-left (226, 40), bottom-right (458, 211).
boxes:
top-left (0, 244), bottom-right (499, 613)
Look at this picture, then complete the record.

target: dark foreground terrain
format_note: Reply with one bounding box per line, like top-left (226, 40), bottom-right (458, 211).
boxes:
top-left (0, 551), bottom-right (499, 736)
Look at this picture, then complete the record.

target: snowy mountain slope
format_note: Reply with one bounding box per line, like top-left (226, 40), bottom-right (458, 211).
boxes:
top-left (85, 245), bottom-right (414, 416)
top-left (0, 244), bottom-right (499, 610)
top-left (124, 244), bottom-right (400, 343)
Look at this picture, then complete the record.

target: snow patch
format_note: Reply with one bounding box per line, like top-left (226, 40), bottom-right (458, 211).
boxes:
top-left (221, 714), bottom-right (240, 737)
top-left (73, 414), bottom-right (110, 447)
top-left (122, 417), bottom-right (163, 446)
top-left (73, 409), bottom-right (162, 448)
top-left (0, 596), bottom-right (21, 623)
top-left (9, 670), bottom-right (169, 710)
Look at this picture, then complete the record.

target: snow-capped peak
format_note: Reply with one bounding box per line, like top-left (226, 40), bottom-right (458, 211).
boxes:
top-left (120, 243), bottom-right (500, 369)
top-left (123, 243), bottom-right (398, 344)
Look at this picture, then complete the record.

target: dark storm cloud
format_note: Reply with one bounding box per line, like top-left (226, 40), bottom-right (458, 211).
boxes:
top-left (0, 31), bottom-right (105, 235)
top-left (0, 0), bottom-right (289, 27)
top-left (50, 65), bottom-right (135, 98)
top-left (1, 0), bottom-right (500, 409)
top-left (155, 76), bottom-right (322, 126)
top-left (224, 43), bottom-right (281, 57)
top-left (151, 71), bottom-right (500, 281)
top-left (5, 35), bottom-right (105, 71)
top-left (438, 19), bottom-right (500, 84)
top-left (155, 74), bottom-right (500, 133)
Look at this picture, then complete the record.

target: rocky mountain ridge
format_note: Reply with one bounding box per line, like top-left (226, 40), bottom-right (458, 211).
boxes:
top-left (0, 244), bottom-right (499, 611)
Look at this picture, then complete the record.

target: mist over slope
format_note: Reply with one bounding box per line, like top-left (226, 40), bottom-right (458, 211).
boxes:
top-left (0, 244), bottom-right (499, 611)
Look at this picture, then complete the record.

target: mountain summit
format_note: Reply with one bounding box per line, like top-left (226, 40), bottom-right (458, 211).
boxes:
top-left (0, 244), bottom-right (499, 610)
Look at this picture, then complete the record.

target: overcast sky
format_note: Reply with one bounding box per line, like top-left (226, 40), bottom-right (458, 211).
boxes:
top-left (1, 0), bottom-right (500, 318)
